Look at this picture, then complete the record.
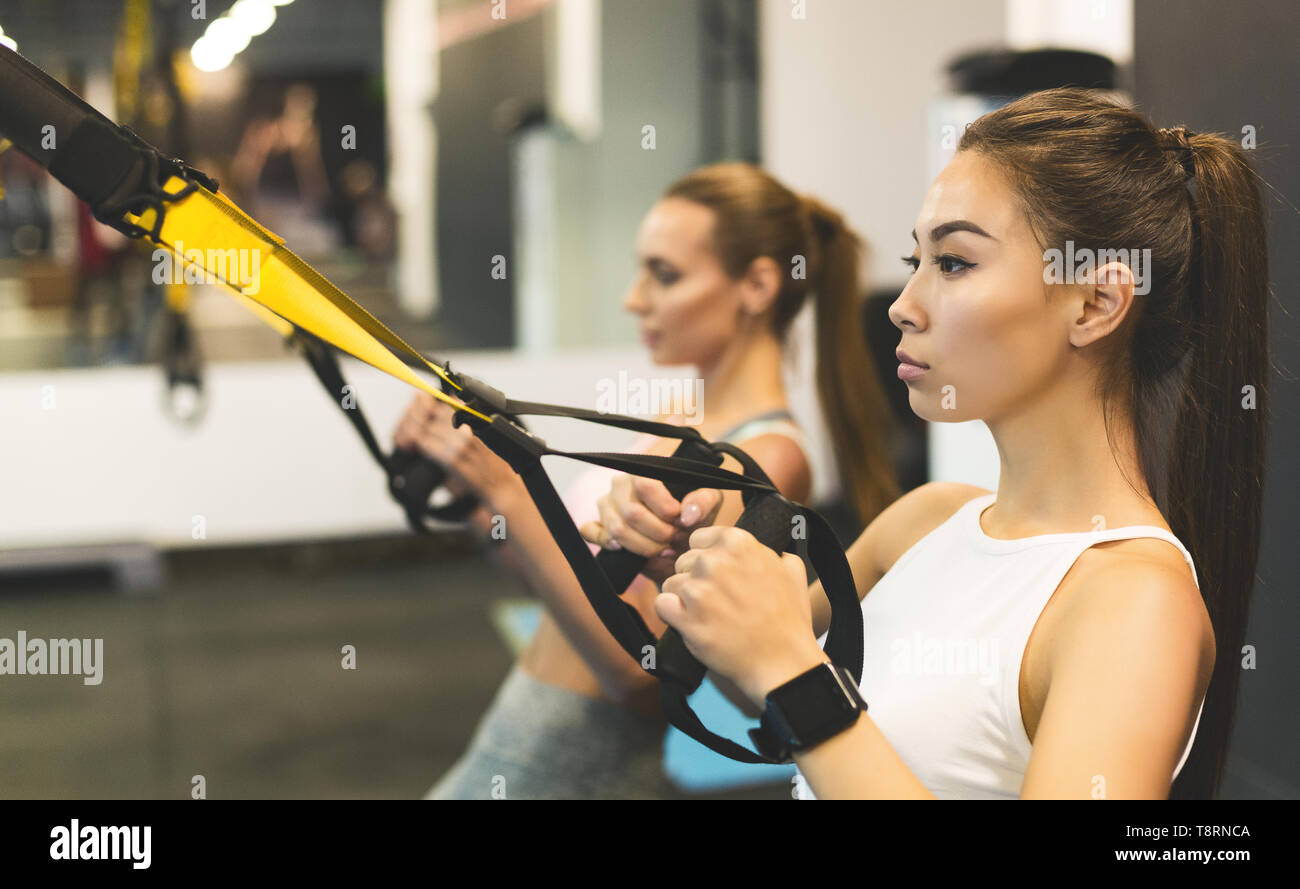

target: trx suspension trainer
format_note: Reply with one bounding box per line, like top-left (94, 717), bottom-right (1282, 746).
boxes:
top-left (0, 45), bottom-right (862, 764)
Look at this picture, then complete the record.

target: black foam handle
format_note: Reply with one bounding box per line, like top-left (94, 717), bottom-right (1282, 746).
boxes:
top-left (595, 436), bottom-right (722, 592)
top-left (653, 492), bottom-right (801, 692)
top-left (386, 447), bottom-right (467, 529)
top-left (387, 447), bottom-right (447, 505)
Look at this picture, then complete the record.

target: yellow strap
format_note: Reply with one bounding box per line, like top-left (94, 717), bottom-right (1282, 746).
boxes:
top-left (228, 288), bottom-right (294, 338)
top-left (124, 177), bottom-right (487, 421)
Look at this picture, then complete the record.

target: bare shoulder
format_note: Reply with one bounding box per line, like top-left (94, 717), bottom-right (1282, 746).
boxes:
top-left (729, 432), bottom-right (812, 503)
top-left (1033, 545), bottom-right (1217, 766)
top-left (864, 481), bottom-right (992, 578)
top-left (1055, 538), bottom-right (1215, 672)
top-left (709, 432), bottom-right (811, 530)
top-left (1021, 546), bottom-right (1216, 796)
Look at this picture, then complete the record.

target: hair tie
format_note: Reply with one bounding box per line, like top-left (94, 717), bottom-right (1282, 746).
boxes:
top-left (1159, 126), bottom-right (1198, 176)
top-left (1158, 126), bottom-right (1199, 202)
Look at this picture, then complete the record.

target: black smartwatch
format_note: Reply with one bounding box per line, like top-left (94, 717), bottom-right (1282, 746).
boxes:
top-left (749, 661), bottom-right (867, 762)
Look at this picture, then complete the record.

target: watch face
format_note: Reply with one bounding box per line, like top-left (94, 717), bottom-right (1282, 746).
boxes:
top-left (772, 665), bottom-right (860, 745)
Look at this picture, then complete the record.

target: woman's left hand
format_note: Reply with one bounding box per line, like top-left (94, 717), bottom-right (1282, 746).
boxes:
top-left (658, 526), bottom-right (827, 709)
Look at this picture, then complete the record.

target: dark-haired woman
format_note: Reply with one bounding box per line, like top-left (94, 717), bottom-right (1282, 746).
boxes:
top-left (594, 89), bottom-right (1267, 799)
top-left (396, 163), bottom-right (899, 798)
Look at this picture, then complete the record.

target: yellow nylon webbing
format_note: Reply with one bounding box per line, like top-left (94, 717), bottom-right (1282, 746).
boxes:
top-left (124, 177), bottom-right (486, 421)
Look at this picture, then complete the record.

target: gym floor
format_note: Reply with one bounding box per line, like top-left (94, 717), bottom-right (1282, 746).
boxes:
top-left (0, 534), bottom-right (785, 800)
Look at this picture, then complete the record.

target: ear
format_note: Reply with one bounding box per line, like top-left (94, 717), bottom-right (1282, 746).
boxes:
top-left (1068, 260), bottom-right (1137, 349)
top-left (737, 255), bottom-right (783, 316)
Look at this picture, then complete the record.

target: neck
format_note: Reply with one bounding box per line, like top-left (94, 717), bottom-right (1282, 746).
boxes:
top-left (983, 373), bottom-right (1160, 537)
top-left (692, 324), bottom-right (789, 436)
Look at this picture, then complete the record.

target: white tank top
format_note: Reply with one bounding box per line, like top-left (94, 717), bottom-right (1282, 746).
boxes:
top-left (795, 491), bottom-right (1207, 799)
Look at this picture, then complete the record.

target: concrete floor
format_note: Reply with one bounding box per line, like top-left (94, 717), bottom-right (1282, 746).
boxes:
top-left (0, 534), bottom-right (784, 800)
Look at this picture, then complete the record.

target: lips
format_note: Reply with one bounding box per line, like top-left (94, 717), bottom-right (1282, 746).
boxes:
top-left (896, 348), bottom-right (929, 382)
top-left (896, 349), bottom-right (929, 369)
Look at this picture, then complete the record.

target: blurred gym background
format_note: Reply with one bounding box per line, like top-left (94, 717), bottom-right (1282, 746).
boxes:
top-left (0, 0), bottom-right (1294, 799)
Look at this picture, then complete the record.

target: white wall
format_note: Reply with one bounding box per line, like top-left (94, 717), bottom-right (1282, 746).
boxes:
top-left (761, 0), bottom-right (1007, 293)
top-left (1006, 0), bottom-right (1132, 64)
top-left (0, 348), bottom-right (660, 550)
top-left (384, 0), bottom-right (440, 317)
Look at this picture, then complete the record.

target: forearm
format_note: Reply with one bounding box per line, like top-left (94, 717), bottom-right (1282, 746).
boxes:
top-left (485, 481), bottom-right (652, 698)
top-left (793, 713), bottom-right (936, 799)
top-left (737, 640), bottom-right (935, 799)
top-left (709, 672), bottom-right (762, 718)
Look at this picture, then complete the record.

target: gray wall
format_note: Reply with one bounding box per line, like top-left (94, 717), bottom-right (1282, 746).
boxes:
top-left (1134, 0), bottom-right (1300, 799)
top-left (549, 0), bottom-right (710, 350)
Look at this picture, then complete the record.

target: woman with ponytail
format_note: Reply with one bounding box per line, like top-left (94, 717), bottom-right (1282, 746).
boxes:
top-left (396, 162), bottom-right (899, 798)
top-left (596, 89), bottom-right (1268, 799)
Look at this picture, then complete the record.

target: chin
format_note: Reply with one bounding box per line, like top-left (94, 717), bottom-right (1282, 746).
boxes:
top-left (907, 389), bottom-right (972, 424)
top-left (647, 344), bottom-right (681, 366)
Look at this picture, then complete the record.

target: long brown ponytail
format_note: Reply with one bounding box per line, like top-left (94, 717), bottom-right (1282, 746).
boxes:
top-left (1161, 126), bottom-right (1270, 799)
top-left (960, 89), bottom-right (1270, 798)
top-left (801, 195), bottom-right (902, 525)
top-left (664, 163), bottom-right (900, 525)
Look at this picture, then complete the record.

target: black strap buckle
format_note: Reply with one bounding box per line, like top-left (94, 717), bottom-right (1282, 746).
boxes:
top-left (749, 713), bottom-right (793, 763)
top-left (91, 130), bottom-right (218, 242)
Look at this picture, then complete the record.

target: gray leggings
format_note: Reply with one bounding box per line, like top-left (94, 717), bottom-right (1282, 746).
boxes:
top-left (426, 664), bottom-right (678, 800)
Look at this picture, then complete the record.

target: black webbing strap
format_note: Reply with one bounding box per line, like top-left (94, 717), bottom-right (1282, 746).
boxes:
top-left (294, 332), bottom-right (484, 529)
top-left (313, 360), bottom-right (865, 763)
top-left (296, 329), bottom-right (388, 466)
top-left (460, 411), bottom-right (863, 764)
top-left (285, 308), bottom-right (864, 764)
top-left (504, 397), bottom-right (715, 441)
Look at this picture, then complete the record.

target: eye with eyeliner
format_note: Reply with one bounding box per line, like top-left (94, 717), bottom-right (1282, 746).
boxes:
top-left (900, 253), bottom-right (976, 275)
top-left (646, 259), bottom-right (681, 286)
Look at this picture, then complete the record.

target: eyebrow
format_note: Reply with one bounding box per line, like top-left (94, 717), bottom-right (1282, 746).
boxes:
top-left (910, 220), bottom-right (997, 243)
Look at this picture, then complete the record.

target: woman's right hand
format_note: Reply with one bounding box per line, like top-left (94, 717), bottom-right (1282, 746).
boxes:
top-left (392, 391), bottom-right (445, 451)
top-left (580, 476), bottom-right (724, 585)
top-left (393, 393), bottom-right (523, 504)
top-left (393, 393), bottom-right (468, 499)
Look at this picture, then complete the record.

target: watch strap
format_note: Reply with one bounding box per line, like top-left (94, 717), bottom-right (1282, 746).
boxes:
top-left (748, 662), bottom-right (866, 762)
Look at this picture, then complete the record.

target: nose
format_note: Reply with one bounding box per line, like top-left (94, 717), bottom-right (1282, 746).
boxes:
top-left (887, 277), bottom-right (927, 333)
top-left (623, 273), bottom-right (649, 315)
